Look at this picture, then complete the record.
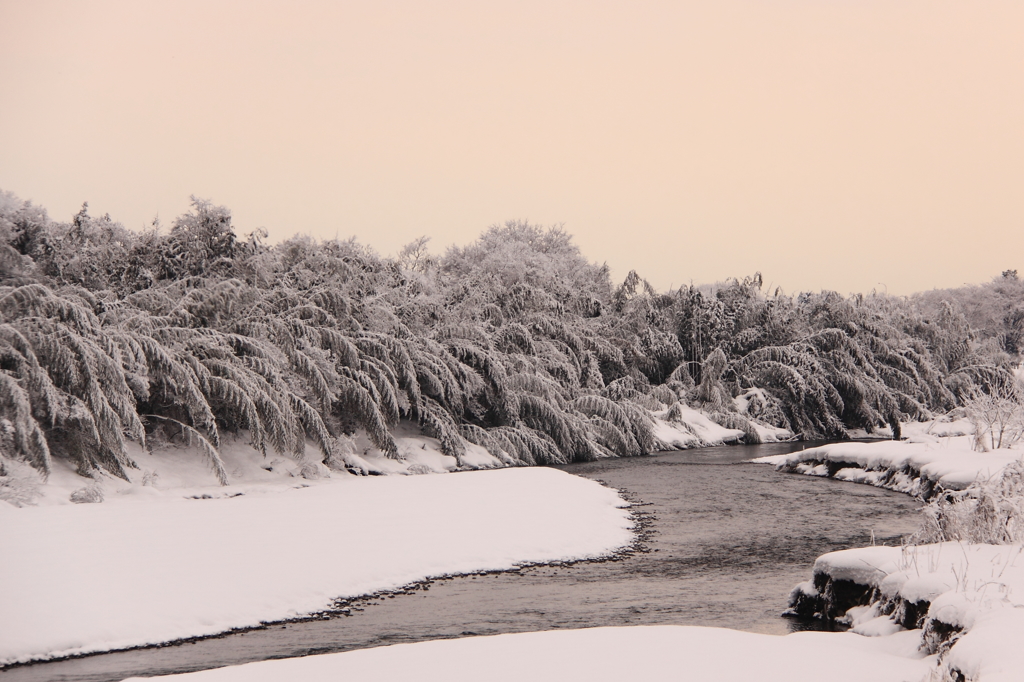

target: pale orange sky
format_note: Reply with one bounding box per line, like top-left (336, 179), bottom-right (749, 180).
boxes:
top-left (1, 0), bottom-right (1022, 295)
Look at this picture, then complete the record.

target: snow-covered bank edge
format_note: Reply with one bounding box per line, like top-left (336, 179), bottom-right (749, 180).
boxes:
top-left (2, 535), bottom-right (653, 673)
top-left (786, 543), bottom-right (1024, 682)
top-left (0, 467), bottom-right (635, 666)
top-left (752, 438), bottom-right (1019, 501)
top-left (326, 406), bottom-right (790, 477)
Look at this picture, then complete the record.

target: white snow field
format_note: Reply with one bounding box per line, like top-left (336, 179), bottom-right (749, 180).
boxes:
top-left (0, 456), bottom-right (633, 665)
top-left (126, 625), bottom-right (931, 682)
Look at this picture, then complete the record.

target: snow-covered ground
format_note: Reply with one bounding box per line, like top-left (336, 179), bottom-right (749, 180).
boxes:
top-left (0, 443), bottom-right (633, 665)
top-left (1, 421), bottom-right (508, 508)
top-left (753, 434), bottom-right (1019, 499)
top-left (128, 624), bottom-right (931, 682)
top-left (847, 417), bottom-right (977, 441)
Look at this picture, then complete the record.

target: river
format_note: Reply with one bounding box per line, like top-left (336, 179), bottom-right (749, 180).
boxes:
top-left (1, 442), bottom-right (921, 682)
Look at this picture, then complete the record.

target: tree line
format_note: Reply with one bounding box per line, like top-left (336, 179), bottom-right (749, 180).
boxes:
top-left (1, 189), bottom-right (1020, 483)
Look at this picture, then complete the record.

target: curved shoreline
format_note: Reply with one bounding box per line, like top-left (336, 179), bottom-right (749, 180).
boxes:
top-left (0, 467), bottom-right (634, 667)
top-left (0, 483), bottom-right (653, 674)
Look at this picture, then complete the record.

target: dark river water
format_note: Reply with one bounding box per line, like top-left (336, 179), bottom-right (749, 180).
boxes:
top-left (2, 442), bottom-right (921, 682)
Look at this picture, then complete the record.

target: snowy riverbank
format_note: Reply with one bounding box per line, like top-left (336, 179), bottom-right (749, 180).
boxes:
top-left (127, 534), bottom-right (1024, 682)
top-left (789, 543), bottom-right (1024, 682)
top-left (138, 437), bottom-right (1023, 682)
top-left (758, 437), bottom-right (1024, 681)
top-left (0, 405), bottom-right (785, 506)
top-left (752, 436), bottom-right (1019, 500)
top-left (0, 463), bottom-right (633, 665)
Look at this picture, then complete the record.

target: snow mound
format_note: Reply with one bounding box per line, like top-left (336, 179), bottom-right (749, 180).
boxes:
top-left (652, 404), bottom-right (790, 449)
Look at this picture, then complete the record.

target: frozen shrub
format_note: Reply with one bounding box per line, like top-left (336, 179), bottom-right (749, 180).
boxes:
top-left (709, 412), bottom-right (762, 444)
top-left (299, 461), bottom-right (330, 480)
top-left (69, 483), bottom-right (104, 504)
top-left (914, 459), bottom-right (1024, 544)
top-left (0, 456), bottom-right (42, 507)
top-left (695, 348), bottom-right (730, 410)
top-left (962, 384), bottom-right (1024, 451)
top-left (664, 402), bottom-right (687, 424)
